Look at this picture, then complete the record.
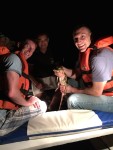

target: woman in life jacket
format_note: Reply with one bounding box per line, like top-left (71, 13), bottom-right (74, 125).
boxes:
top-left (53, 25), bottom-right (113, 113)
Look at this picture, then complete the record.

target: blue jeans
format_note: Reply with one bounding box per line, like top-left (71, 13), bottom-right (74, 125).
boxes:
top-left (67, 94), bottom-right (113, 112)
top-left (67, 78), bottom-right (113, 112)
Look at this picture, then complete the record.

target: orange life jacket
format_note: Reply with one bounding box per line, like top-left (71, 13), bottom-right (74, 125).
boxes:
top-left (0, 50), bottom-right (30, 110)
top-left (79, 36), bottom-right (113, 96)
top-left (0, 46), bottom-right (10, 55)
top-left (94, 36), bottom-right (113, 48)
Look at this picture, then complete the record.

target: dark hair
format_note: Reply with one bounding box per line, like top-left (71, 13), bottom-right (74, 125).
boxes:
top-left (18, 39), bottom-right (37, 50)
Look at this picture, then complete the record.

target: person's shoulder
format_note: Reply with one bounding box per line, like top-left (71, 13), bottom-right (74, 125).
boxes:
top-left (8, 53), bottom-right (21, 61)
top-left (99, 47), bottom-right (113, 54)
top-left (2, 53), bottom-right (21, 65)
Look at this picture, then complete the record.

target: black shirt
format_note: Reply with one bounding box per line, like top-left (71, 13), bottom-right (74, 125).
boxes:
top-left (28, 48), bottom-right (58, 78)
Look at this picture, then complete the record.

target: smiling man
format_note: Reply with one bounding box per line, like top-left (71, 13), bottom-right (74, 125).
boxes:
top-left (0, 39), bottom-right (47, 136)
top-left (53, 26), bottom-right (113, 113)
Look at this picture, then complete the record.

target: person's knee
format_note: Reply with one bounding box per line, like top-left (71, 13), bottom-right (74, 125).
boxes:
top-left (67, 94), bottom-right (82, 109)
top-left (67, 94), bottom-right (77, 109)
top-left (39, 100), bottom-right (47, 113)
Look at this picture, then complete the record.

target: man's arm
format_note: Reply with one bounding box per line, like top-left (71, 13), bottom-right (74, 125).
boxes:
top-left (60, 81), bottom-right (107, 96)
top-left (71, 81), bottom-right (107, 96)
top-left (4, 71), bottom-right (38, 106)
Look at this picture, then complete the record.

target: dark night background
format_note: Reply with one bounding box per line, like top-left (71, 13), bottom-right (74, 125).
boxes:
top-left (1, 1), bottom-right (113, 68)
top-left (0, 1), bottom-right (113, 149)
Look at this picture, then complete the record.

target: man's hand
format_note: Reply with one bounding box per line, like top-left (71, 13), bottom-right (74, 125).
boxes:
top-left (28, 96), bottom-right (41, 108)
top-left (59, 84), bottom-right (78, 94)
top-left (53, 68), bottom-right (66, 78)
top-left (35, 82), bottom-right (44, 89)
top-left (28, 96), bottom-right (47, 112)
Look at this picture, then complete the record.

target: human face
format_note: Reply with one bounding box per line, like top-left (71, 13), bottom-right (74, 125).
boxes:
top-left (37, 34), bottom-right (49, 52)
top-left (73, 27), bottom-right (91, 52)
top-left (22, 40), bottom-right (36, 59)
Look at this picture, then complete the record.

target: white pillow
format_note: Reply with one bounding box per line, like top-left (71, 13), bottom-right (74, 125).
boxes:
top-left (28, 109), bottom-right (102, 139)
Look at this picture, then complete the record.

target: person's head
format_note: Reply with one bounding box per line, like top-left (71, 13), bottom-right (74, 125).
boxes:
top-left (72, 26), bottom-right (92, 52)
top-left (21, 39), bottom-right (37, 59)
top-left (0, 33), bottom-right (14, 50)
top-left (36, 33), bottom-right (49, 53)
